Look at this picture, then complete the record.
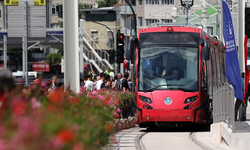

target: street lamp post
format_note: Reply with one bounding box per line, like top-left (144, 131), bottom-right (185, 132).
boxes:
top-left (180, 0), bottom-right (194, 23)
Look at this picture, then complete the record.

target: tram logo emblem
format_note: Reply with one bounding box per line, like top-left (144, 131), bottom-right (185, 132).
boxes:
top-left (164, 97), bottom-right (172, 105)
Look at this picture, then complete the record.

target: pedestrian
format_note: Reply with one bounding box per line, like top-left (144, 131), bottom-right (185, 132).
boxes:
top-left (235, 73), bottom-right (245, 121)
top-left (117, 72), bottom-right (129, 92)
top-left (105, 68), bottom-right (111, 75)
top-left (91, 70), bottom-right (97, 81)
top-left (127, 77), bottom-right (133, 92)
top-left (101, 74), bottom-right (110, 89)
top-left (112, 75), bottom-right (118, 90)
top-left (110, 69), bottom-right (114, 78)
top-left (0, 69), bottom-right (15, 95)
top-left (47, 80), bottom-right (52, 92)
top-left (104, 80), bottom-right (112, 89)
top-left (51, 75), bottom-right (57, 90)
top-left (95, 72), bottom-right (105, 90)
top-left (84, 74), bottom-right (94, 91)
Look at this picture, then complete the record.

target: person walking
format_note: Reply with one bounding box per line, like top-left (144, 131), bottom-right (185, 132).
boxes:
top-left (51, 76), bottom-right (57, 90)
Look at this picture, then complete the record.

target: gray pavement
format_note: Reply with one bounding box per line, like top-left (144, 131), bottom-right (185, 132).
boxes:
top-left (141, 132), bottom-right (203, 150)
top-left (108, 125), bottom-right (233, 150)
top-left (192, 132), bottom-right (233, 150)
top-left (105, 126), bottom-right (145, 150)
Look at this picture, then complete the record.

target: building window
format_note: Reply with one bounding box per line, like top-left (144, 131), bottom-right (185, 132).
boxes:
top-left (51, 5), bottom-right (58, 14)
top-left (161, 0), bottom-right (174, 4)
top-left (146, 0), bottom-right (159, 4)
top-left (138, 0), bottom-right (142, 5)
top-left (161, 19), bottom-right (172, 23)
top-left (51, 23), bottom-right (60, 28)
top-left (146, 19), bottom-right (159, 26)
top-left (207, 27), bottom-right (213, 35)
top-left (91, 30), bottom-right (98, 43)
top-left (0, 10), bottom-right (2, 19)
top-left (138, 17), bottom-right (143, 26)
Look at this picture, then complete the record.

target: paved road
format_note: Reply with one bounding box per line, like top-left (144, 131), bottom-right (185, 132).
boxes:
top-left (141, 132), bottom-right (202, 150)
top-left (107, 125), bottom-right (232, 150)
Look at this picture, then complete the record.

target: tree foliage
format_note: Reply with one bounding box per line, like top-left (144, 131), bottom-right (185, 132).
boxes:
top-left (7, 48), bottom-right (33, 64)
top-left (43, 53), bottom-right (62, 65)
top-left (97, 0), bottom-right (118, 8)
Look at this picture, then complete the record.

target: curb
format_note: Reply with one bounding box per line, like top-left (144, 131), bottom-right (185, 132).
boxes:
top-left (134, 131), bottom-right (147, 150)
top-left (189, 132), bottom-right (211, 150)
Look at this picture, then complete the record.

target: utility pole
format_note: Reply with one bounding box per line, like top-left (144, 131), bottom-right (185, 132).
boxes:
top-left (63, 0), bottom-right (80, 93)
top-left (80, 19), bottom-right (84, 80)
top-left (23, 1), bottom-right (28, 85)
top-left (202, 0), bottom-right (207, 33)
top-left (218, 0), bottom-right (223, 41)
top-left (3, 35), bottom-right (7, 69)
top-left (3, 4), bottom-right (7, 69)
top-left (238, 0), bottom-right (245, 73)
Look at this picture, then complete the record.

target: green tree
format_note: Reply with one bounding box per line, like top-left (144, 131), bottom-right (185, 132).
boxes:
top-left (7, 48), bottom-right (33, 65)
top-left (43, 53), bottom-right (62, 65)
top-left (97, 0), bottom-right (118, 8)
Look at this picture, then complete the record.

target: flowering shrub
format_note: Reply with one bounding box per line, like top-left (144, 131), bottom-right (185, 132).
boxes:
top-left (0, 84), bottom-right (133, 150)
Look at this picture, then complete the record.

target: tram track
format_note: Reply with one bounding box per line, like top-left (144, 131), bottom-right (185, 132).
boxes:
top-left (136, 127), bottom-right (210, 150)
top-left (189, 132), bottom-right (210, 150)
top-left (135, 131), bottom-right (147, 150)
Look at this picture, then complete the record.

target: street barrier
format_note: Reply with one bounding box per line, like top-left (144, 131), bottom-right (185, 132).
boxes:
top-left (213, 82), bottom-right (235, 132)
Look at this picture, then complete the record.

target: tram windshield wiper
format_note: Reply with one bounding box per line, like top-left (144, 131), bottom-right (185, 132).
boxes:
top-left (144, 84), bottom-right (184, 92)
top-left (177, 88), bottom-right (197, 92)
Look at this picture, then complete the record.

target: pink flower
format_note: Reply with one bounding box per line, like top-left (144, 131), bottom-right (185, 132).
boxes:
top-left (0, 139), bottom-right (8, 150)
top-left (31, 98), bottom-right (41, 109)
top-left (41, 81), bottom-right (47, 87)
top-left (97, 95), bottom-right (105, 100)
top-left (72, 143), bottom-right (83, 150)
top-left (112, 111), bottom-right (117, 116)
top-left (51, 136), bottom-right (64, 149)
top-left (92, 91), bottom-right (98, 95)
top-left (116, 108), bottom-right (121, 113)
top-left (78, 91), bottom-right (83, 95)
top-left (0, 126), bottom-right (6, 136)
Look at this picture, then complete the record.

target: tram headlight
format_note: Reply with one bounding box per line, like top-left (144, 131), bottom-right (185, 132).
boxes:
top-left (139, 95), bottom-right (152, 104)
top-left (184, 96), bottom-right (198, 104)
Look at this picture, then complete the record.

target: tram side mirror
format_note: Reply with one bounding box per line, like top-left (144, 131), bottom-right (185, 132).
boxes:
top-left (200, 38), bottom-right (205, 47)
top-left (126, 38), bottom-right (138, 62)
top-left (203, 47), bottom-right (210, 61)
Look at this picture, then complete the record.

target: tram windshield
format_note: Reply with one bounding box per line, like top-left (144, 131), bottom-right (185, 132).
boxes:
top-left (138, 32), bottom-right (200, 92)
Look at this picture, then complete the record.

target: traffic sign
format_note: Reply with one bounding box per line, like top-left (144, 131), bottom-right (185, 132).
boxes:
top-left (4, 0), bottom-right (19, 6)
top-left (34, 0), bottom-right (46, 6)
top-left (46, 31), bottom-right (63, 36)
top-left (0, 32), bottom-right (8, 37)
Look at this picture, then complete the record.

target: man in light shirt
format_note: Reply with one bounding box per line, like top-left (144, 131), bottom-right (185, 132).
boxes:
top-left (95, 72), bottom-right (105, 90)
top-left (84, 74), bottom-right (94, 91)
top-left (51, 76), bottom-right (57, 90)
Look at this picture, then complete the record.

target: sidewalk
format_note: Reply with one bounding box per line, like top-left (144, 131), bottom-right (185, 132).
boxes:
top-left (191, 132), bottom-right (233, 150)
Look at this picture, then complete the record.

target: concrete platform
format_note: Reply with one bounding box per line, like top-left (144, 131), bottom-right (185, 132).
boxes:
top-left (212, 102), bottom-right (250, 150)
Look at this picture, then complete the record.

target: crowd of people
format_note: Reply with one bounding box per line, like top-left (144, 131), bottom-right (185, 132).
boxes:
top-left (82, 68), bottom-right (133, 92)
